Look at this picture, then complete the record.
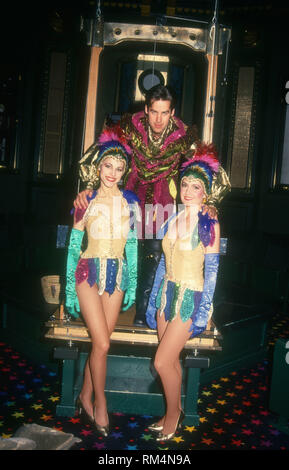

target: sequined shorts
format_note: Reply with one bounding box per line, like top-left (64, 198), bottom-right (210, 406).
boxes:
top-left (156, 278), bottom-right (202, 323)
top-left (75, 257), bottom-right (128, 295)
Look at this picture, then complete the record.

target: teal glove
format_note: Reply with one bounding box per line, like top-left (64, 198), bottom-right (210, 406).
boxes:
top-left (122, 205), bottom-right (138, 311)
top-left (122, 236), bottom-right (138, 311)
top-left (65, 228), bottom-right (84, 318)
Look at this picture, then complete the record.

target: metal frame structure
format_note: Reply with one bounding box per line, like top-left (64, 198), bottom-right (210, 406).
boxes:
top-left (80, 3), bottom-right (231, 152)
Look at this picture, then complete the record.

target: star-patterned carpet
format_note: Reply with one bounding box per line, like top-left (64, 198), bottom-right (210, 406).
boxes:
top-left (1, 312), bottom-right (289, 451)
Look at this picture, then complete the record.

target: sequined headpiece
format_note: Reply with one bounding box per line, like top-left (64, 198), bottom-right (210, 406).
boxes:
top-left (97, 125), bottom-right (131, 170)
top-left (180, 143), bottom-right (219, 195)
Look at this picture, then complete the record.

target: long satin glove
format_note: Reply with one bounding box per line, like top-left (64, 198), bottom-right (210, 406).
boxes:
top-left (190, 253), bottom-right (219, 337)
top-left (145, 254), bottom-right (166, 329)
top-left (122, 218), bottom-right (138, 311)
top-left (65, 228), bottom-right (84, 318)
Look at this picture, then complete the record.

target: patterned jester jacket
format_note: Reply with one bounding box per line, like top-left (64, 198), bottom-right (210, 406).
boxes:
top-left (120, 111), bottom-right (197, 213)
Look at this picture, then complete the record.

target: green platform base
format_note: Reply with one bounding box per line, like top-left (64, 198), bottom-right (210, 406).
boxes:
top-left (54, 348), bottom-right (205, 426)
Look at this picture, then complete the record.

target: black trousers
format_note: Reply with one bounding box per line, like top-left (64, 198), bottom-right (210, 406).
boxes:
top-left (134, 239), bottom-right (163, 325)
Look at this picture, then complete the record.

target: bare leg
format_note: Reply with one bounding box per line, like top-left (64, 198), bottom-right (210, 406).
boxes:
top-left (79, 360), bottom-right (94, 419)
top-left (152, 312), bottom-right (183, 427)
top-left (76, 281), bottom-right (123, 426)
top-left (158, 314), bottom-right (183, 404)
top-left (152, 311), bottom-right (167, 427)
top-left (93, 288), bottom-right (123, 425)
top-left (154, 314), bottom-right (192, 435)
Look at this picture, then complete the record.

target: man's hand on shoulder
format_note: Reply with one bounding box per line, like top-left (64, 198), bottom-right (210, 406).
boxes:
top-left (73, 190), bottom-right (93, 210)
top-left (202, 204), bottom-right (218, 220)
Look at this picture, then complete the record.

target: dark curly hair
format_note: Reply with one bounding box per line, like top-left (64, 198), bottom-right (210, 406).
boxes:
top-left (145, 84), bottom-right (176, 110)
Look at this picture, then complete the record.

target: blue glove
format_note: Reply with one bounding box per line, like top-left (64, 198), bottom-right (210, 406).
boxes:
top-left (65, 228), bottom-right (84, 318)
top-left (190, 252), bottom-right (219, 337)
top-left (145, 254), bottom-right (166, 329)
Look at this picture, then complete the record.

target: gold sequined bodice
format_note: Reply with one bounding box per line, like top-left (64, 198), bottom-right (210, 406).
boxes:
top-left (81, 195), bottom-right (130, 259)
top-left (162, 219), bottom-right (205, 291)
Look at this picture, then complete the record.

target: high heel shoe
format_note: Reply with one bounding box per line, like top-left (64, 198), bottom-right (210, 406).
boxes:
top-left (76, 396), bottom-right (94, 424)
top-left (156, 410), bottom-right (185, 442)
top-left (93, 420), bottom-right (110, 437)
top-left (148, 421), bottom-right (164, 432)
top-left (93, 409), bottom-right (110, 437)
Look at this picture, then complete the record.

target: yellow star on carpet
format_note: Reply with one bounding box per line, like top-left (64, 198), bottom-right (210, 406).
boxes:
top-left (12, 411), bottom-right (24, 418)
top-left (184, 426), bottom-right (197, 432)
top-left (31, 404), bottom-right (43, 410)
top-left (202, 391), bottom-right (212, 396)
top-left (220, 377), bottom-right (230, 382)
top-left (173, 436), bottom-right (184, 443)
top-left (197, 398), bottom-right (203, 404)
top-left (217, 400), bottom-right (227, 406)
top-left (226, 392), bottom-right (236, 397)
top-left (206, 407), bottom-right (218, 414)
top-left (48, 396), bottom-right (59, 402)
top-left (1, 433), bottom-right (13, 439)
top-left (211, 384), bottom-right (221, 389)
top-left (199, 416), bottom-right (207, 423)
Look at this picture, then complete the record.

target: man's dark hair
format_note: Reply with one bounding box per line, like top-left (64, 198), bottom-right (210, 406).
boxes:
top-left (145, 84), bottom-right (176, 110)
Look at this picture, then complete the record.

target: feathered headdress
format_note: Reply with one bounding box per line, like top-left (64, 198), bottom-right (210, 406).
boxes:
top-left (97, 124), bottom-right (131, 169)
top-left (180, 143), bottom-right (220, 195)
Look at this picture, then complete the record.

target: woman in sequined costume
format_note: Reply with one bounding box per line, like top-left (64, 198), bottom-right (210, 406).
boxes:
top-left (145, 144), bottom-right (220, 441)
top-left (65, 126), bottom-right (139, 436)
